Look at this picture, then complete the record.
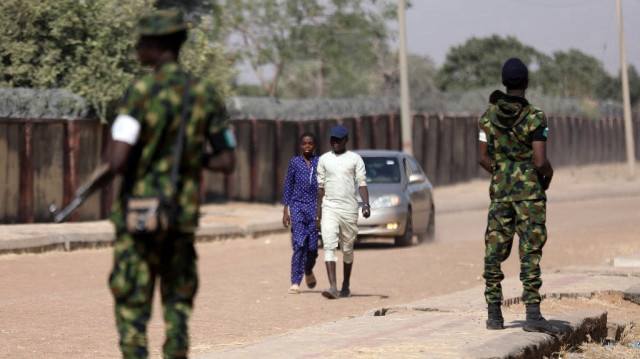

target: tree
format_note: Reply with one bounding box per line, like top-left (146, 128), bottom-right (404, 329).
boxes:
top-left (0, 0), bottom-right (152, 121)
top-left (221, 0), bottom-right (395, 98)
top-left (435, 35), bottom-right (548, 91)
top-left (404, 54), bottom-right (441, 110)
top-left (278, 8), bottom-right (392, 98)
top-left (624, 65), bottom-right (640, 107)
top-left (536, 49), bottom-right (609, 99)
top-left (0, 0), bottom-right (235, 122)
top-left (180, 13), bottom-right (237, 97)
top-left (595, 65), bottom-right (640, 107)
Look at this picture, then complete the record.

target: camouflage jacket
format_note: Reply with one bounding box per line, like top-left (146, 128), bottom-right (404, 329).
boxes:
top-left (110, 62), bottom-right (229, 233)
top-left (479, 90), bottom-right (547, 202)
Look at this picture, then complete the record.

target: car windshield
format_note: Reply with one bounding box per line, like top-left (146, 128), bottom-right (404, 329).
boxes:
top-left (363, 157), bottom-right (401, 183)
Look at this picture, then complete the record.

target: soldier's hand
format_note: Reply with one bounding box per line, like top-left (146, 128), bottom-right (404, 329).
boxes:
top-left (542, 175), bottom-right (552, 190)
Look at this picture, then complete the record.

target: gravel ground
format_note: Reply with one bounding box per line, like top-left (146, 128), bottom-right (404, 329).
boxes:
top-left (1, 162), bottom-right (639, 358)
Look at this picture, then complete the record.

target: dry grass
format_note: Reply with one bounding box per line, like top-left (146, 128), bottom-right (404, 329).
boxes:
top-left (538, 292), bottom-right (640, 359)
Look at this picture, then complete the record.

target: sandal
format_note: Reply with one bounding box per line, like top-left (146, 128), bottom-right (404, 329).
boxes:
top-left (288, 284), bottom-right (300, 294)
top-left (305, 272), bottom-right (317, 289)
top-left (321, 289), bottom-right (339, 299)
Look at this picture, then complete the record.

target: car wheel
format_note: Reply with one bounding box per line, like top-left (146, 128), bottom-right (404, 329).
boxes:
top-left (418, 203), bottom-right (435, 243)
top-left (395, 210), bottom-right (413, 247)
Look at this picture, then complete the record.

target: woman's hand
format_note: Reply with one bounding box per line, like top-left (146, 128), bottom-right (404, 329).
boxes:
top-left (282, 207), bottom-right (291, 228)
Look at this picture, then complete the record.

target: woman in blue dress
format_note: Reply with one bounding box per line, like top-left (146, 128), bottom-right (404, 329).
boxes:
top-left (282, 132), bottom-right (319, 294)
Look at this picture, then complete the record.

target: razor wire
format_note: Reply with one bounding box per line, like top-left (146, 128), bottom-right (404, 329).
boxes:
top-left (0, 88), bottom-right (90, 119)
top-left (225, 96), bottom-right (401, 121)
top-left (0, 88), bottom-right (626, 121)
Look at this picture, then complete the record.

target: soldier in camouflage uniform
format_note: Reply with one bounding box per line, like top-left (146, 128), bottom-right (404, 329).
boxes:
top-left (104, 9), bottom-right (236, 358)
top-left (477, 58), bottom-right (559, 335)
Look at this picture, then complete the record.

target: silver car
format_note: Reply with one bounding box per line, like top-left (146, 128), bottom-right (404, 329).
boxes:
top-left (355, 150), bottom-right (435, 246)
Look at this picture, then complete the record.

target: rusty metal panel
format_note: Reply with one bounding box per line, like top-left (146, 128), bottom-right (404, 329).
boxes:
top-left (31, 122), bottom-right (65, 222)
top-left (0, 121), bottom-right (21, 223)
top-left (226, 120), bottom-right (252, 201)
top-left (437, 117), bottom-right (454, 186)
top-left (450, 117), bottom-right (467, 184)
top-left (276, 121), bottom-right (299, 203)
top-left (388, 114), bottom-right (401, 151)
top-left (411, 114), bottom-right (426, 165)
top-left (583, 119), bottom-right (596, 164)
top-left (603, 118), bottom-right (614, 162)
top-left (74, 120), bottom-right (103, 220)
top-left (424, 115), bottom-right (439, 185)
top-left (464, 117), bottom-right (478, 181)
top-left (372, 116), bottom-right (386, 150)
top-left (255, 120), bottom-right (276, 202)
top-left (614, 118), bottom-right (626, 162)
top-left (358, 116), bottom-right (374, 150)
top-left (19, 122), bottom-right (34, 222)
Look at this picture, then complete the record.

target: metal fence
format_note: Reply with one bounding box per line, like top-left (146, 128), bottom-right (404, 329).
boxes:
top-left (0, 91), bottom-right (637, 223)
top-left (201, 113), bottom-right (638, 205)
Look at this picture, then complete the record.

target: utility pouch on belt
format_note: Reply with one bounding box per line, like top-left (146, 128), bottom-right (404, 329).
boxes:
top-left (124, 76), bottom-right (190, 236)
top-left (125, 197), bottom-right (175, 234)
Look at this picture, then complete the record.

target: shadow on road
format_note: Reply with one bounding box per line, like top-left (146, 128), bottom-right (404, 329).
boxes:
top-left (300, 290), bottom-right (389, 299)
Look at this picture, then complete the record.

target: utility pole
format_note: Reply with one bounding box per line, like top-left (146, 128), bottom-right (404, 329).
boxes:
top-left (617, 0), bottom-right (636, 177)
top-left (397, 0), bottom-right (412, 155)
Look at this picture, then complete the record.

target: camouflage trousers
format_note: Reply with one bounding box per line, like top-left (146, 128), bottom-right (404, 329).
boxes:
top-left (483, 200), bottom-right (547, 305)
top-left (109, 231), bottom-right (198, 359)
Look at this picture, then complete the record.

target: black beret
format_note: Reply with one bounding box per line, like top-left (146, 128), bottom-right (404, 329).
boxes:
top-left (501, 58), bottom-right (528, 84)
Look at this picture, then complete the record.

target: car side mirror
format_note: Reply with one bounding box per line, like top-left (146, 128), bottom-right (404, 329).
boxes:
top-left (408, 173), bottom-right (426, 184)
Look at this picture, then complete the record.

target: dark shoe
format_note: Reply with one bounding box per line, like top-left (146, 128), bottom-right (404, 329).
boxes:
top-left (486, 303), bottom-right (504, 330)
top-left (321, 289), bottom-right (339, 299)
top-left (339, 286), bottom-right (350, 298)
top-left (524, 303), bottom-right (561, 336)
top-left (305, 272), bottom-right (317, 289)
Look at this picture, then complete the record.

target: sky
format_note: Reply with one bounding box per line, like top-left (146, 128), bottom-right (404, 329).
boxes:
top-left (403, 0), bottom-right (640, 75)
top-left (236, 0), bottom-right (640, 84)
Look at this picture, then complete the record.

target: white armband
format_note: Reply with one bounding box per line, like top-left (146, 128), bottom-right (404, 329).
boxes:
top-left (111, 114), bottom-right (141, 145)
top-left (478, 130), bottom-right (487, 142)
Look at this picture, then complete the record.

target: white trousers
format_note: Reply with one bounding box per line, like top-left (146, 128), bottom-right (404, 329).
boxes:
top-left (320, 208), bottom-right (358, 263)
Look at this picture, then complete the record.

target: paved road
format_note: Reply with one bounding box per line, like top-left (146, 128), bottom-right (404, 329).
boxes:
top-left (1, 190), bottom-right (639, 358)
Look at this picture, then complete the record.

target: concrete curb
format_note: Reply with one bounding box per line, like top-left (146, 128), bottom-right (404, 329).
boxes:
top-left (469, 310), bottom-right (607, 359)
top-left (197, 306), bottom-right (609, 359)
top-left (0, 220), bottom-right (289, 255)
top-left (198, 268), bottom-right (640, 358)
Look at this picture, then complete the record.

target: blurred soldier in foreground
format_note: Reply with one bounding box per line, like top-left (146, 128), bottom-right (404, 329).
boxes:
top-left (89, 9), bottom-right (235, 358)
top-left (477, 58), bottom-right (558, 335)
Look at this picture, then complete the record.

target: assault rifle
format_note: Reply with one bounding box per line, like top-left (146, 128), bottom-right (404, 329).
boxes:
top-left (49, 163), bottom-right (111, 223)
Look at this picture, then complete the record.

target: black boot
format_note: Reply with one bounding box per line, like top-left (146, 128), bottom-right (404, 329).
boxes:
top-left (486, 303), bottom-right (504, 330)
top-left (523, 303), bottom-right (561, 335)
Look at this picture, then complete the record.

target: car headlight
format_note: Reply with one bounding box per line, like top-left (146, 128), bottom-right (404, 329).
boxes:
top-left (369, 195), bottom-right (401, 209)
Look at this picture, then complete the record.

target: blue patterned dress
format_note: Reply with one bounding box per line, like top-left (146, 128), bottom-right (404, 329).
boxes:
top-left (283, 155), bottom-right (319, 285)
